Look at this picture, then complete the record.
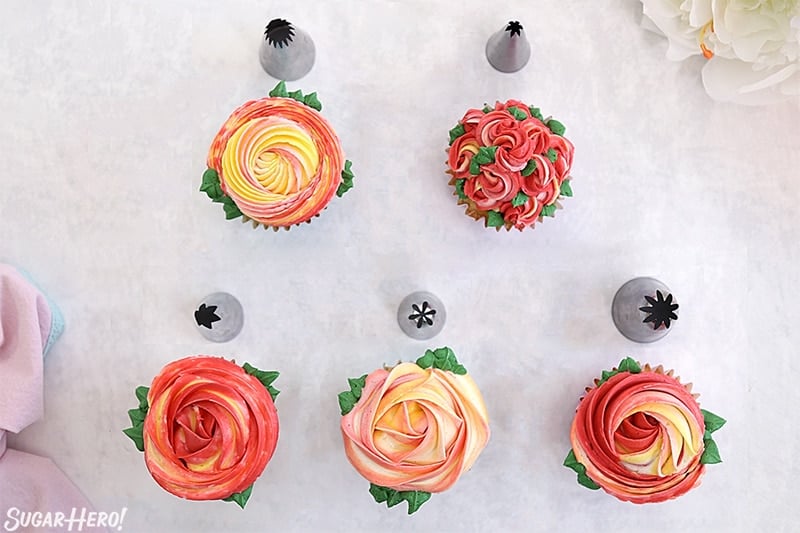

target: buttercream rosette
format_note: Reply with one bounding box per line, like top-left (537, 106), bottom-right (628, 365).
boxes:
top-left (338, 347), bottom-right (490, 514)
top-left (564, 357), bottom-right (726, 504)
top-left (201, 81), bottom-right (354, 231)
top-left (446, 100), bottom-right (575, 231)
top-left (123, 356), bottom-right (280, 508)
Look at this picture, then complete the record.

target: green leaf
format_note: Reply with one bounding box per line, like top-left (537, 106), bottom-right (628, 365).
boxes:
top-left (368, 484), bottom-right (431, 515)
top-left (486, 210), bottom-right (505, 228)
top-left (222, 485), bottom-right (253, 509)
top-left (242, 363), bottom-right (280, 402)
top-left (521, 159), bottom-right (537, 177)
top-left (529, 106), bottom-right (544, 121)
top-left (268, 81), bottom-right (288, 98)
top-left (448, 124), bottom-right (466, 145)
top-left (547, 148), bottom-right (558, 164)
top-left (617, 357), bottom-right (641, 373)
top-left (336, 160), bottom-right (355, 197)
top-left (482, 105), bottom-right (492, 113)
top-left (473, 146), bottom-right (498, 165)
top-left (416, 350), bottom-right (435, 369)
top-left (701, 409), bottom-right (727, 434)
top-left (563, 449), bottom-right (601, 490)
top-left (222, 197), bottom-right (243, 220)
top-left (507, 106), bottom-right (527, 120)
top-left (469, 158), bottom-right (480, 176)
top-left (302, 92), bottom-right (322, 111)
top-left (540, 204), bottom-right (556, 217)
top-left (287, 89), bottom-right (304, 102)
top-left (547, 119), bottom-right (566, 136)
top-left (454, 178), bottom-right (467, 200)
top-left (560, 180), bottom-right (573, 197)
top-left (338, 374), bottom-right (368, 415)
top-left (123, 386), bottom-right (150, 453)
top-left (701, 438), bottom-right (722, 464)
top-left (200, 168), bottom-right (223, 201)
top-left (402, 491), bottom-right (431, 514)
top-left (512, 191), bottom-right (529, 207)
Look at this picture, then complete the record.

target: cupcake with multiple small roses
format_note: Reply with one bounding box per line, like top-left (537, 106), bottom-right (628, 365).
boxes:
top-left (201, 81), bottom-right (355, 231)
top-left (564, 357), bottom-right (726, 503)
top-left (123, 356), bottom-right (280, 508)
top-left (446, 100), bottom-right (574, 230)
top-left (338, 347), bottom-right (490, 514)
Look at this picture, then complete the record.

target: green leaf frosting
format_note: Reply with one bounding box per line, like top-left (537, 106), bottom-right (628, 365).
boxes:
top-left (338, 374), bottom-right (368, 415)
top-left (454, 178), bottom-right (467, 200)
top-left (469, 158), bottom-right (481, 176)
top-left (303, 92), bottom-right (322, 111)
top-left (473, 146), bottom-right (498, 166)
top-left (200, 168), bottom-right (223, 200)
top-left (486, 210), bottom-right (505, 228)
top-left (540, 204), bottom-right (556, 217)
top-left (521, 159), bottom-right (537, 177)
top-left (528, 106), bottom-right (544, 121)
top-left (242, 362), bottom-right (280, 402)
top-left (547, 148), bottom-right (558, 164)
top-left (449, 124), bottom-right (466, 145)
top-left (547, 119), bottom-right (566, 136)
top-left (507, 106), bottom-right (527, 120)
top-left (512, 191), bottom-right (529, 207)
top-left (596, 357), bottom-right (642, 387)
top-left (268, 80), bottom-right (289, 98)
top-left (482, 105), bottom-right (492, 113)
top-left (287, 89), bottom-right (304, 101)
top-left (336, 160), bottom-right (355, 197)
top-left (700, 409), bottom-right (726, 464)
top-left (563, 449), bottom-right (601, 490)
top-left (222, 485), bottom-right (253, 509)
top-left (123, 386), bottom-right (150, 452)
top-left (369, 483), bottom-right (431, 515)
top-left (560, 180), bottom-right (573, 197)
top-left (415, 347), bottom-right (467, 375)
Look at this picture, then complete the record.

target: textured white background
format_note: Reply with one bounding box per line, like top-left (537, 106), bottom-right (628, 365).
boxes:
top-left (1, 0), bottom-right (799, 532)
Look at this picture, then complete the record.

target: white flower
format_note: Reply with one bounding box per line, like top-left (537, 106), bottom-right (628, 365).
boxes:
top-left (640, 0), bottom-right (800, 105)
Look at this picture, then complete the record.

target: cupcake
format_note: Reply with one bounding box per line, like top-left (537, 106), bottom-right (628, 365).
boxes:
top-left (201, 81), bottom-right (355, 230)
top-left (446, 100), bottom-right (574, 230)
top-left (123, 356), bottom-right (280, 508)
top-left (564, 357), bottom-right (725, 503)
top-left (338, 347), bottom-right (490, 514)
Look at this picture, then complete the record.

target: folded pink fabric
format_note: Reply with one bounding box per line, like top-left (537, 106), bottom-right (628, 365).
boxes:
top-left (0, 265), bottom-right (99, 530)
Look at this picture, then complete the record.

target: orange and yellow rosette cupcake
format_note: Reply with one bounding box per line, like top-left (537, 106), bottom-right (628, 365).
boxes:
top-left (123, 356), bottom-right (280, 508)
top-left (446, 100), bottom-right (574, 230)
top-left (201, 81), bottom-right (354, 230)
top-left (338, 347), bottom-right (490, 514)
top-left (564, 357), bottom-right (726, 504)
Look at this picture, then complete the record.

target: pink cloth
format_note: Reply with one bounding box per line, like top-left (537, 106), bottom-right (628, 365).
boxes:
top-left (0, 265), bottom-right (98, 531)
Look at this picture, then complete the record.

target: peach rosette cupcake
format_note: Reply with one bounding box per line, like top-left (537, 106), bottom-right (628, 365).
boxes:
top-left (446, 100), bottom-right (574, 230)
top-left (338, 347), bottom-right (490, 514)
top-left (123, 356), bottom-right (280, 508)
top-left (564, 357), bottom-right (726, 504)
top-left (201, 81), bottom-right (355, 230)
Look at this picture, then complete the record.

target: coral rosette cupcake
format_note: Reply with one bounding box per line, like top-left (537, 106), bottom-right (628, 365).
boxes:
top-left (338, 347), bottom-right (490, 514)
top-left (564, 358), bottom-right (726, 504)
top-left (201, 81), bottom-right (354, 230)
top-left (123, 356), bottom-right (280, 508)
top-left (446, 100), bottom-right (574, 230)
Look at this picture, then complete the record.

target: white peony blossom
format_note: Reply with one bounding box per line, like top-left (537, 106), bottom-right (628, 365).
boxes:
top-left (640, 0), bottom-right (800, 105)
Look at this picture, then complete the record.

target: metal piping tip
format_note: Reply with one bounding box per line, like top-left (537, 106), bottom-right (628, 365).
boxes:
top-left (259, 18), bottom-right (315, 81)
top-left (611, 277), bottom-right (678, 343)
top-left (486, 21), bottom-right (531, 73)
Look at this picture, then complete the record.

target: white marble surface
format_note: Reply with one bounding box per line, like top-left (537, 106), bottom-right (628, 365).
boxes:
top-left (2, 0), bottom-right (799, 532)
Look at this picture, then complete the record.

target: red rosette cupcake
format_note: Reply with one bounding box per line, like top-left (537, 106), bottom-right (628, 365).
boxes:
top-left (564, 358), bottom-right (726, 504)
top-left (201, 81), bottom-right (355, 231)
top-left (123, 356), bottom-right (280, 508)
top-left (446, 100), bottom-right (574, 231)
top-left (338, 347), bottom-right (490, 514)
